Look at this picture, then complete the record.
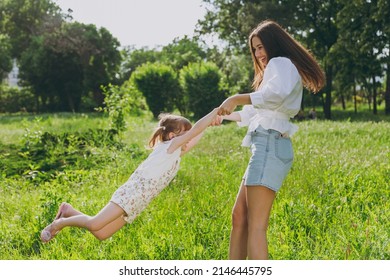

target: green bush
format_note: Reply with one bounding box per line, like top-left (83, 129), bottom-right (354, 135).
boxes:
top-left (180, 62), bottom-right (226, 119)
top-left (131, 62), bottom-right (181, 118)
top-left (0, 85), bottom-right (36, 113)
top-left (98, 83), bottom-right (146, 135)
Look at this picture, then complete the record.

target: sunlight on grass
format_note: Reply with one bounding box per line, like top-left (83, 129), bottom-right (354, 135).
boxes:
top-left (0, 112), bottom-right (389, 260)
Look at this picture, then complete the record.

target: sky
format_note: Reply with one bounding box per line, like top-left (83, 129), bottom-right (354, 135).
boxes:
top-left (54, 0), bottom-right (208, 49)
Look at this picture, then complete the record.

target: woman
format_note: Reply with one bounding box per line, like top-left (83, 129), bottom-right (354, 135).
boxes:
top-left (217, 20), bottom-right (325, 259)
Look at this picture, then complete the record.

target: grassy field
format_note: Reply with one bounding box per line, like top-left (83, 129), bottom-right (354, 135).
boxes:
top-left (0, 109), bottom-right (389, 260)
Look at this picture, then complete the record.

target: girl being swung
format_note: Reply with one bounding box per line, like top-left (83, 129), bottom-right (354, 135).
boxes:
top-left (41, 108), bottom-right (219, 242)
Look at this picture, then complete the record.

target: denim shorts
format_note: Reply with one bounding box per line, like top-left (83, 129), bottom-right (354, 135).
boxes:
top-left (243, 125), bottom-right (294, 192)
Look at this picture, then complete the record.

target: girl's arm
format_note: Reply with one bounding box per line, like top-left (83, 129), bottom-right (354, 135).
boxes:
top-left (179, 132), bottom-right (204, 155)
top-left (167, 108), bottom-right (219, 155)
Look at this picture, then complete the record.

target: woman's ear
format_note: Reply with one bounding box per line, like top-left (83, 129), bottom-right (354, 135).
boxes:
top-left (168, 132), bottom-right (175, 140)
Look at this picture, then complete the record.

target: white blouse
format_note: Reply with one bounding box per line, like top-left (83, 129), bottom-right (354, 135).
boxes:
top-left (237, 57), bottom-right (303, 146)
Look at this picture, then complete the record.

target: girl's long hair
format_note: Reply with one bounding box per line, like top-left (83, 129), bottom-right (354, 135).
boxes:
top-left (249, 20), bottom-right (325, 93)
top-left (148, 114), bottom-right (192, 148)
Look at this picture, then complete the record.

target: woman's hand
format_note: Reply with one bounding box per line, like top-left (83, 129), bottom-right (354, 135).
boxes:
top-left (209, 115), bottom-right (223, 126)
top-left (218, 97), bottom-right (237, 116)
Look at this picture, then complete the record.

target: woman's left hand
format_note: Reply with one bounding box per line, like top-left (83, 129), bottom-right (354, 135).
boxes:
top-left (209, 115), bottom-right (223, 126)
top-left (218, 97), bottom-right (237, 116)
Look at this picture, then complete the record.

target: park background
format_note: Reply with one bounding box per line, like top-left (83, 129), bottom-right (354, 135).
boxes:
top-left (0, 0), bottom-right (389, 260)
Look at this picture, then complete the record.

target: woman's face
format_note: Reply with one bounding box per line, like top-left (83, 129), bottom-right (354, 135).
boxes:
top-left (251, 36), bottom-right (268, 67)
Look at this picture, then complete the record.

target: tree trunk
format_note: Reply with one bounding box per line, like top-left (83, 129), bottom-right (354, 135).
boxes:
top-left (323, 65), bottom-right (333, 120)
top-left (372, 75), bottom-right (377, 115)
top-left (386, 62), bottom-right (390, 115)
top-left (353, 83), bottom-right (357, 114)
top-left (341, 92), bottom-right (346, 110)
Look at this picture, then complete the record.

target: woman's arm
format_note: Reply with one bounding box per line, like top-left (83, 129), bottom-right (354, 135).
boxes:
top-left (167, 108), bottom-right (219, 155)
top-left (218, 94), bottom-right (251, 116)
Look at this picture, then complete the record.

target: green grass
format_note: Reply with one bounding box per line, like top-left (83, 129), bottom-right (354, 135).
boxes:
top-left (0, 110), bottom-right (389, 260)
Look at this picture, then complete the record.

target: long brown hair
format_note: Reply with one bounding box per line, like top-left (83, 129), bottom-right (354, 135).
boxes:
top-left (249, 20), bottom-right (325, 93)
top-left (148, 114), bottom-right (192, 148)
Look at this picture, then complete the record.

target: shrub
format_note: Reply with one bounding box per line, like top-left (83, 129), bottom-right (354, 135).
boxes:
top-left (0, 85), bottom-right (36, 113)
top-left (180, 62), bottom-right (226, 119)
top-left (131, 62), bottom-right (181, 118)
top-left (98, 83), bottom-right (146, 135)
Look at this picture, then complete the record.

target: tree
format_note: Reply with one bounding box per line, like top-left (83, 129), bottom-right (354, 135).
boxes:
top-left (1, 0), bottom-right (63, 58)
top-left (19, 35), bottom-right (84, 111)
top-left (0, 35), bottom-right (12, 79)
top-left (119, 46), bottom-right (159, 84)
top-left (374, 0), bottom-right (390, 115)
top-left (160, 36), bottom-right (207, 72)
top-left (206, 46), bottom-right (253, 95)
top-left (19, 21), bottom-right (121, 111)
top-left (198, 0), bottom-right (340, 119)
top-left (336, 0), bottom-right (385, 115)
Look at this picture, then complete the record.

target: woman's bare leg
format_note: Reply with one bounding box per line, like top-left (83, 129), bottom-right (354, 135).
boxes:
top-left (246, 186), bottom-right (275, 260)
top-left (229, 181), bottom-right (248, 259)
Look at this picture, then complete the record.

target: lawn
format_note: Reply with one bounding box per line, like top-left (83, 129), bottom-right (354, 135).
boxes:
top-left (0, 109), bottom-right (389, 259)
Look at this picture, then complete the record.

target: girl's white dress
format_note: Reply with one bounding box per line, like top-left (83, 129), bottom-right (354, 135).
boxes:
top-left (110, 140), bottom-right (181, 223)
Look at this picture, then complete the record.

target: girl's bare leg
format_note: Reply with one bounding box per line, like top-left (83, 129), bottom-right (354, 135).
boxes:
top-left (246, 186), bottom-right (275, 260)
top-left (229, 181), bottom-right (248, 259)
top-left (90, 215), bottom-right (127, 240)
top-left (42, 202), bottom-right (126, 241)
top-left (55, 202), bottom-right (82, 219)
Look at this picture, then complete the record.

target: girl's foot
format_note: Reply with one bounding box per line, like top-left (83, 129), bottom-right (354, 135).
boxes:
top-left (55, 202), bottom-right (71, 220)
top-left (40, 221), bottom-right (60, 243)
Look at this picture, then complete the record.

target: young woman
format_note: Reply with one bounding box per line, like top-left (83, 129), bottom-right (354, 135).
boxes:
top-left (216, 20), bottom-right (325, 259)
top-left (41, 108), bottom-right (219, 243)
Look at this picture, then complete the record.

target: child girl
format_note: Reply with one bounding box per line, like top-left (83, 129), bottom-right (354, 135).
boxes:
top-left (41, 108), bottom-right (219, 242)
top-left (216, 20), bottom-right (325, 259)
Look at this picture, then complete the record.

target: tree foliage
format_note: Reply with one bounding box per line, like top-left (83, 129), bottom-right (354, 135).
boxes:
top-left (0, 35), bottom-right (12, 78)
top-left (1, 0), bottom-right (63, 58)
top-left (119, 46), bottom-right (159, 84)
top-left (198, 0), bottom-right (389, 117)
top-left (160, 36), bottom-right (207, 71)
top-left (335, 0), bottom-right (390, 115)
top-left (18, 21), bottom-right (121, 112)
top-left (1, 0), bottom-right (121, 112)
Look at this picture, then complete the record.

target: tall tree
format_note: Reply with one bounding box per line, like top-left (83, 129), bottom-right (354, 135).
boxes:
top-left (374, 0), bottom-right (390, 115)
top-left (19, 21), bottom-right (121, 111)
top-left (119, 46), bottom-right (159, 84)
top-left (198, 0), bottom-right (340, 119)
top-left (1, 0), bottom-right (63, 58)
top-left (0, 34), bottom-right (12, 79)
top-left (336, 0), bottom-right (385, 115)
top-left (160, 36), bottom-right (207, 71)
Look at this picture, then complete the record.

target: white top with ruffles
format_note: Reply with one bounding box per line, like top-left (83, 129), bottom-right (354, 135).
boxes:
top-left (237, 57), bottom-right (303, 147)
